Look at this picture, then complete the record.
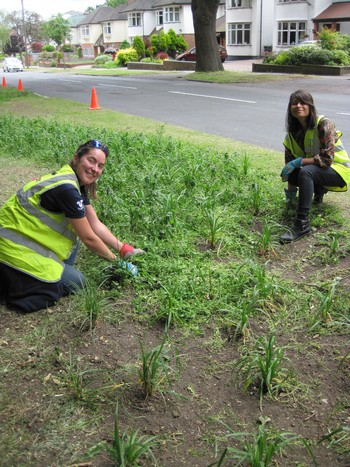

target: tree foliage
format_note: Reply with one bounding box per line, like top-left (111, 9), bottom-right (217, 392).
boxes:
top-left (105, 0), bottom-right (128, 6)
top-left (42, 14), bottom-right (71, 49)
top-left (3, 10), bottom-right (44, 45)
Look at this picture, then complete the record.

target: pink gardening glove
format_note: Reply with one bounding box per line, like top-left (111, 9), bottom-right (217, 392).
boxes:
top-left (119, 243), bottom-right (145, 260)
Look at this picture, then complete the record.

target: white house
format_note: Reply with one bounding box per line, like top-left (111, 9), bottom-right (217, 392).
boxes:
top-left (226, 0), bottom-right (350, 59)
top-left (70, 0), bottom-right (350, 60)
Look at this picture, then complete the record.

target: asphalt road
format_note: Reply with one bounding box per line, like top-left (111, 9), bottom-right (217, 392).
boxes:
top-left (2, 68), bottom-right (350, 152)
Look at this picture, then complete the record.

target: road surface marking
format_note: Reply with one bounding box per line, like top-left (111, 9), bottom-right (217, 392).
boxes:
top-left (337, 112), bottom-right (350, 116)
top-left (59, 79), bottom-right (83, 83)
top-left (169, 91), bottom-right (256, 104)
top-left (99, 83), bottom-right (138, 90)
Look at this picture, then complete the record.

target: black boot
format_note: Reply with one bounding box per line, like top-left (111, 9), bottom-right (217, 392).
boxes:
top-left (279, 219), bottom-right (310, 243)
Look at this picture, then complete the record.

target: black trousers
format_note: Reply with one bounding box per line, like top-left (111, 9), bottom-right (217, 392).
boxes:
top-left (288, 164), bottom-right (346, 219)
top-left (0, 263), bottom-right (63, 313)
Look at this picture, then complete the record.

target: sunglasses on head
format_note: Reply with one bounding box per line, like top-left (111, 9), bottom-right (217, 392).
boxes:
top-left (87, 140), bottom-right (108, 152)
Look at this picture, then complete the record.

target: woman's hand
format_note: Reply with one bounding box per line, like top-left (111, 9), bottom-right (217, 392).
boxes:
top-left (119, 243), bottom-right (145, 260)
top-left (280, 157), bottom-right (302, 182)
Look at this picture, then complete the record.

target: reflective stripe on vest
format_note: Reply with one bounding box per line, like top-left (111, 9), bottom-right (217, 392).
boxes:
top-left (284, 116), bottom-right (350, 171)
top-left (16, 172), bottom-right (78, 242)
top-left (0, 165), bottom-right (81, 282)
top-left (0, 227), bottom-right (62, 263)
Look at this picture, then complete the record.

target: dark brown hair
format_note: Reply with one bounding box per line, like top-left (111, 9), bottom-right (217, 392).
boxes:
top-left (286, 90), bottom-right (317, 135)
top-left (70, 140), bottom-right (109, 199)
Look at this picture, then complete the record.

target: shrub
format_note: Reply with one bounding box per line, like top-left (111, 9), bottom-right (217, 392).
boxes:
top-left (61, 44), bottom-right (74, 52)
top-left (331, 49), bottom-right (350, 66)
top-left (307, 49), bottom-right (337, 65)
top-left (176, 34), bottom-right (188, 54)
top-left (119, 40), bottom-right (131, 50)
top-left (145, 46), bottom-right (154, 58)
top-left (50, 60), bottom-right (57, 67)
top-left (150, 34), bottom-right (159, 54)
top-left (159, 30), bottom-right (168, 52)
top-left (94, 54), bottom-right (113, 66)
top-left (132, 35), bottom-right (145, 60)
top-left (116, 47), bottom-right (138, 66)
top-left (104, 60), bottom-right (119, 69)
top-left (263, 44), bottom-right (350, 67)
top-left (30, 42), bottom-right (42, 53)
top-left (167, 28), bottom-right (178, 57)
top-left (155, 52), bottom-right (169, 61)
top-left (272, 50), bottom-right (292, 65)
top-left (42, 44), bottom-right (55, 52)
top-left (318, 28), bottom-right (350, 52)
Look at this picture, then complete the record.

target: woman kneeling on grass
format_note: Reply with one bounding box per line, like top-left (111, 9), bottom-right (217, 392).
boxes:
top-left (0, 140), bottom-right (144, 312)
top-left (280, 89), bottom-right (350, 243)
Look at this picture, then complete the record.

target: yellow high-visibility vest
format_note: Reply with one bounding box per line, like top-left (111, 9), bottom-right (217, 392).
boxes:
top-left (284, 116), bottom-right (350, 191)
top-left (0, 165), bottom-right (80, 282)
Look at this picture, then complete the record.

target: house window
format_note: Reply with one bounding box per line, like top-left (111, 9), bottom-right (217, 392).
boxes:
top-left (277, 21), bottom-right (306, 46)
top-left (80, 25), bottom-right (89, 37)
top-left (103, 22), bottom-right (111, 35)
top-left (129, 12), bottom-right (141, 27)
top-left (229, 0), bottom-right (252, 7)
top-left (156, 10), bottom-right (163, 25)
top-left (165, 7), bottom-right (180, 23)
top-left (227, 23), bottom-right (251, 45)
top-left (83, 47), bottom-right (93, 58)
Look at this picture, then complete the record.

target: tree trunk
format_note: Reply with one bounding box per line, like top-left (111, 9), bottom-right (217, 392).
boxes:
top-left (191, 0), bottom-right (224, 72)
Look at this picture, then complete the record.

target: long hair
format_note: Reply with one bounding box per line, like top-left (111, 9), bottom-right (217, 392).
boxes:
top-left (286, 90), bottom-right (317, 135)
top-left (70, 140), bottom-right (109, 199)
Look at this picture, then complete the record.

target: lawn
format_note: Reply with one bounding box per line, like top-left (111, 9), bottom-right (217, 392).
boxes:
top-left (0, 88), bottom-right (349, 466)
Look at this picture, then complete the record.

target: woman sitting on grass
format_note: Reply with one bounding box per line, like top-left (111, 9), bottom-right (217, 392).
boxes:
top-left (280, 89), bottom-right (350, 243)
top-left (0, 140), bottom-right (144, 312)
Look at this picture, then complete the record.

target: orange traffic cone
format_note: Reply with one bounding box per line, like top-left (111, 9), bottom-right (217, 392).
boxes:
top-left (18, 79), bottom-right (23, 91)
top-left (2, 76), bottom-right (6, 87)
top-left (89, 87), bottom-right (100, 110)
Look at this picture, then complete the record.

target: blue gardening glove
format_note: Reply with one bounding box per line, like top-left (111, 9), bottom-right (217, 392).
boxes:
top-left (280, 157), bottom-right (302, 182)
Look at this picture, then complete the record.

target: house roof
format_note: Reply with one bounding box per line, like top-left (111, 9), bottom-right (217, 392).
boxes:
top-left (119, 0), bottom-right (156, 13)
top-left (152, 0), bottom-right (191, 6)
top-left (216, 14), bottom-right (226, 32)
top-left (77, 6), bottom-right (115, 25)
top-left (105, 4), bottom-right (128, 21)
top-left (67, 14), bottom-right (87, 27)
top-left (313, 2), bottom-right (350, 21)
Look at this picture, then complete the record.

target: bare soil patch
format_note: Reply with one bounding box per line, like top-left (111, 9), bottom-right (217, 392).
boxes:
top-left (0, 162), bottom-right (349, 466)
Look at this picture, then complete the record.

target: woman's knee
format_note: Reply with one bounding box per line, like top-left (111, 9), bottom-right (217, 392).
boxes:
top-left (61, 265), bottom-right (86, 295)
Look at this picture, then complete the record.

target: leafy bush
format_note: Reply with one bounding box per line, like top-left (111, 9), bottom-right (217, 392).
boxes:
top-left (132, 35), bottom-right (145, 60)
top-left (116, 47), bottom-right (138, 66)
top-left (331, 49), bottom-right (350, 66)
top-left (307, 49), bottom-right (338, 65)
top-left (318, 28), bottom-right (350, 53)
top-left (42, 44), bottom-right (55, 52)
top-left (264, 44), bottom-right (350, 66)
top-left (30, 42), bottom-right (43, 53)
top-left (104, 60), bottom-right (119, 69)
top-left (119, 40), bottom-right (131, 50)
top-left (61, 44), bottom-right (74, 52)
top-left (176, 34), bottom-right (188, 54)
top-left (50, 60), bottom-right (57, 67)
top-left (94, 54), bottom-right (113, 66)
top-left (159, 30), bottom-right (168, 52)
top-left (155, 52), bottom-right (169, 61)
top-left (150, 34), bottom-right (159, 54)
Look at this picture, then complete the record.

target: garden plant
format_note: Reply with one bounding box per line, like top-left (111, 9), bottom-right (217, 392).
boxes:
top-left (0, 88), bottom-right (349, 466)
